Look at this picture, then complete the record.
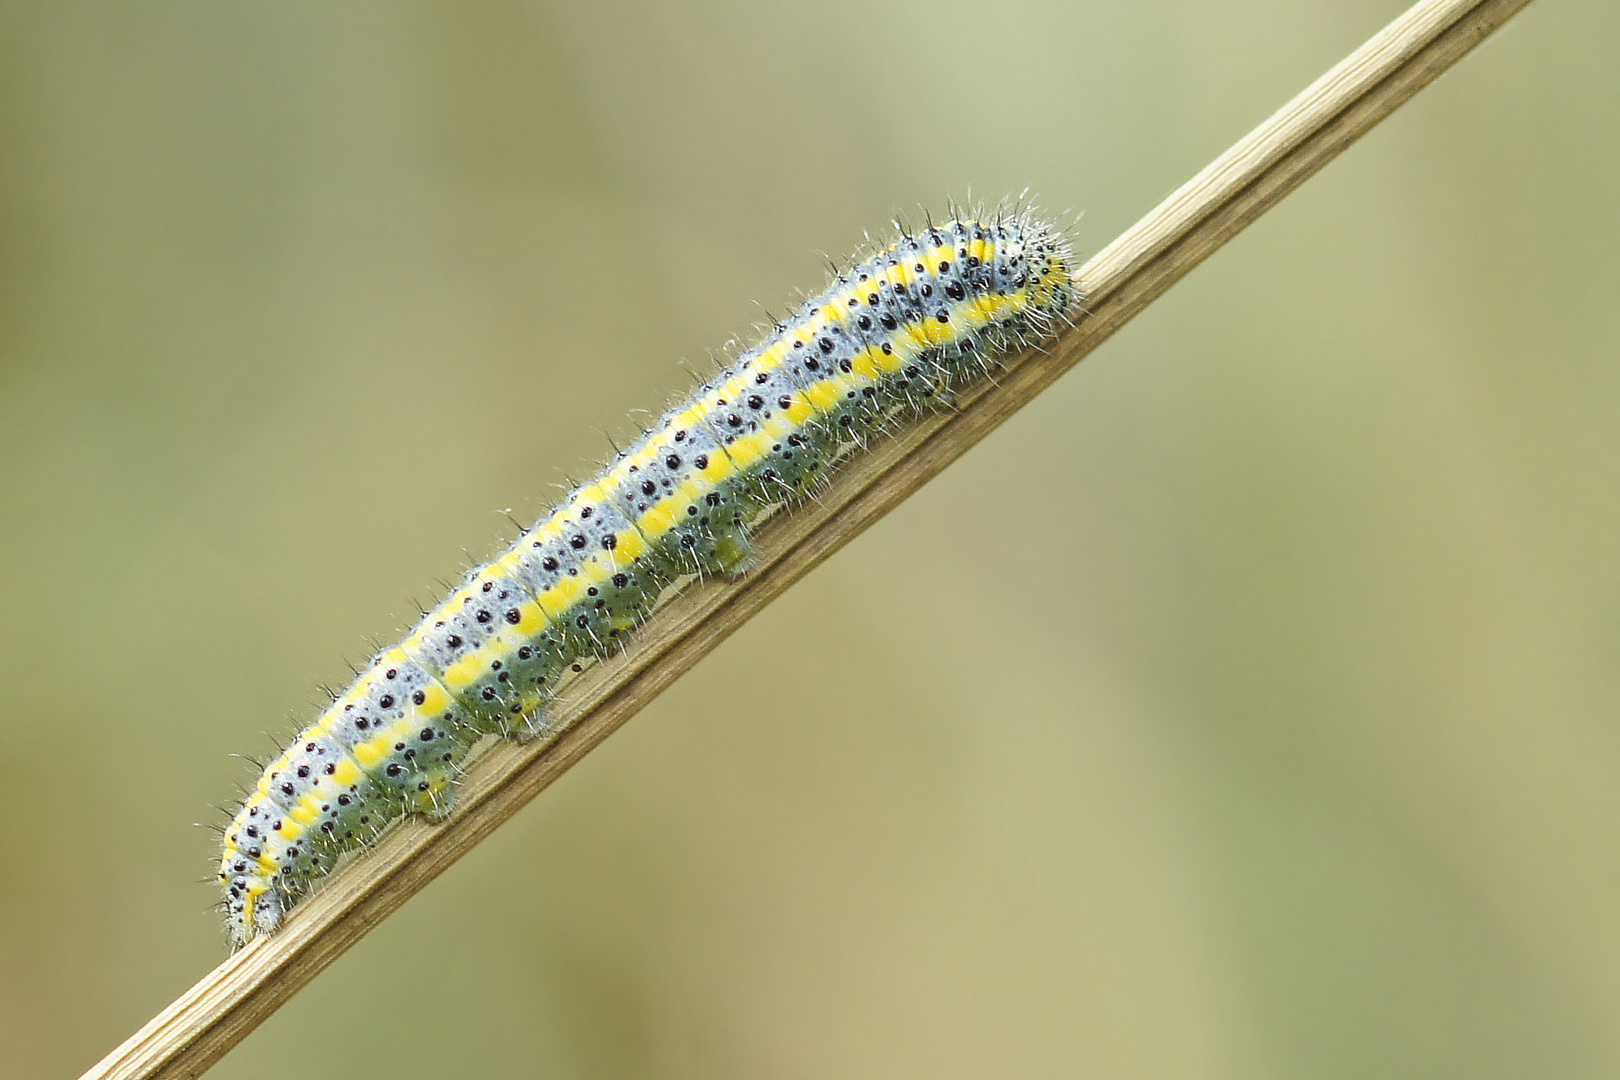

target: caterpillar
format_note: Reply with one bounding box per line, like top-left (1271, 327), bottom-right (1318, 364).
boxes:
top-left (219, 206), bottom-right (1077, 948)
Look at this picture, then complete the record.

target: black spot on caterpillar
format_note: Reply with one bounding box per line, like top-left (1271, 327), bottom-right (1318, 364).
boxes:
top-left (220, 205), bottom-right (1077, 947)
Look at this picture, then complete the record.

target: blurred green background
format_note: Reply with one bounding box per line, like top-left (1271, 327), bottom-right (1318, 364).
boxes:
top-left (2, 1), bottom-right (1616, 1076)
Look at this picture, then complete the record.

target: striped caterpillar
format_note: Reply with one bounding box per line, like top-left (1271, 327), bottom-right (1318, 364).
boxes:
top-left (220, 207), bottom-right (1077, 947)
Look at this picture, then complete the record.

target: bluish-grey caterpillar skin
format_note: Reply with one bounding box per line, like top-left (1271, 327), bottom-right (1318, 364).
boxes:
top-left (624, 407), bottom-right (758, 576)
top-left (220, 208), bottom-right (1077, 947)
top-left (551, 490), bottom-right (678, 645)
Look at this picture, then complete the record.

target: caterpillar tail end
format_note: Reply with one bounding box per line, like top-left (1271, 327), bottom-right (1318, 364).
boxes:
top-left (223, 875), bottom-right (286, 950)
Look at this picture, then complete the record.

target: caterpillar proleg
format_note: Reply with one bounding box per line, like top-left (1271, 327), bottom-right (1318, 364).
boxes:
top-left (219, 205), bottom-right (1077, 947)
